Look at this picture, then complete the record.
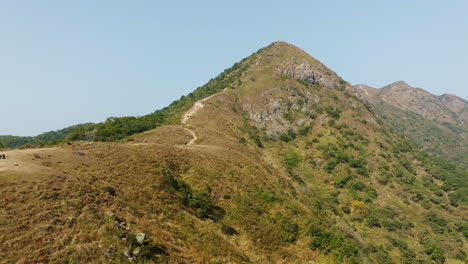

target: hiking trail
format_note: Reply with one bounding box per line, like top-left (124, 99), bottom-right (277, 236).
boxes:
top-left (181, 89), bottom-right (226, 146)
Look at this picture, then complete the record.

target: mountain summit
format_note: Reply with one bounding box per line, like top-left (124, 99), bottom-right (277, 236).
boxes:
top-left (259, 41), bottom-right (347, 90)
top-left (1, 42), bottom-right (466, 263)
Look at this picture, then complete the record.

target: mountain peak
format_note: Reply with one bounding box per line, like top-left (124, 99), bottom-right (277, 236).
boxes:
top-left (269, 40), bottom-right (297, 48)
top-left (252, 41), bottom-right (348, 92)
top-left (387, 80), bottom-right (411, 89)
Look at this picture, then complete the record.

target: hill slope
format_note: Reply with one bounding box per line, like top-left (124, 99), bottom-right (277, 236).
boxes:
top-left (355, 81), bottom-right (468, 168)
top-left (0, 42), bottom-right (466, 264)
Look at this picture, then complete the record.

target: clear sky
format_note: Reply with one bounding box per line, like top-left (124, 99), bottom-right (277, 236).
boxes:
top-left (1, 0), bottom-right (467, 136)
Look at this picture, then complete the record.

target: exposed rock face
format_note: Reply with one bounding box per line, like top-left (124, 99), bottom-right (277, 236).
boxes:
top-left (242, 86), bottom-right (319, 135)
top-left (278, 57), bottom-right (343, 90)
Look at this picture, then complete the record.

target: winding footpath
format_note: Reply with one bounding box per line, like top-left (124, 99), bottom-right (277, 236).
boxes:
top-left (181, 90), bottom-right (225, 146)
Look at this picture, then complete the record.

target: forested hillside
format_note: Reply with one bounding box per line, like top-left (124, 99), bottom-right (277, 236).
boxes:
top-left (0, 123), bottom-right (91, 148)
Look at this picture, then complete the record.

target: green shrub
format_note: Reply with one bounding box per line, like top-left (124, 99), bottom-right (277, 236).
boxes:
top-left (324, 106), bottom-right (342, 119)
top-left (463, 222), bottom-right (468, 238)
top-left (426, 213), bottom-right (447, 234)
top-left (366, 214), bottom-right (381, 227)
top-left (189, 192), bottom-right (218, 220)
top-left (279, 133), bottom-right (290, 142)
top-left (348, 180), bottom-right (366, 191)
top-left (356, 167), bottom-right (369, 177)
top-left (377, 174), bottom-right (390, 185)
top-left (334, 175), bottom-right (352, 188)
top-left (103, 186), bottom-right (116, 196)
top-left (261, 192), bottom-right (279, 203)
top-left (364, 187), bottom-right (378, 201)
top-left (341, 206), bottom-right (351, 214)
top-left (276, 216), bottom-right (299, 243)
top-left (448, 187), bottom-right (468, 206)
top-left (282, 152), bottom-right (300, 169)
top-left (287, 129), bottom-right (296, 140)
top-left (299, 125), bottom-right (310, 136)
top-left (163, 171), bottom-right (192, 204)
top-left (424, 243), bottom-right (446, 264)
top-left (221, 224), bottom-right (238, 236)
top-left (368, 245), bottom-right (395, 264)
top-left (283, 111), bottom-right (294, 121)
top-left (381, 219), bottom-right (402, 231)
top-left (386, 236), bottom-right (417, 263)
top-left (349, 158), bottom-right (366, 168)
top-left (324, 158), bottom-right (339, 173)
top-left (308, 225), bottom-right (361, 264)
top-left (308, 113), bottom-right (317, 119)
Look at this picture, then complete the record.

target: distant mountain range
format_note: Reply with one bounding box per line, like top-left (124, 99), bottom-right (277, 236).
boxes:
top-left (356, 81), bottom-right (467, 168)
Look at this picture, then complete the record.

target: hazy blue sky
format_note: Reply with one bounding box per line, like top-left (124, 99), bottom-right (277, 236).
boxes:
top-left (1, 0), bottom-right (467, 136)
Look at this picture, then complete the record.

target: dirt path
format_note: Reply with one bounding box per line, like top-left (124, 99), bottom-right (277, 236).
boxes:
top-left (181, 89), bottom-right (226, 146)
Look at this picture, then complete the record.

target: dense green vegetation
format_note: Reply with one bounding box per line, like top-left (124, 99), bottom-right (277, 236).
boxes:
top-left (374, 102), bottom-right (468, 169)
top-left (417, 151), bottom-right (468, 206)
top-left (308, 225), bottom-right (361, 264)
top-left (0, 123), bottom-right (91, 148)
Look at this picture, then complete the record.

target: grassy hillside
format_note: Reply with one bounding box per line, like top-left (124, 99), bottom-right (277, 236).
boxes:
top-left (0, 41), bottom-right (466, 263)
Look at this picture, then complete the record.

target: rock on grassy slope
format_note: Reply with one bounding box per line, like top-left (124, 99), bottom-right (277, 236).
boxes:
top-left (0, 41), bottom-right (467, 263)
top-left (355, 81), bottom-right (468, 168)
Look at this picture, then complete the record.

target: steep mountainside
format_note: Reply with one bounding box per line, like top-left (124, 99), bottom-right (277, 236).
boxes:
top-left (0, 42), bottom-right (466, 264)
top-left (355, 82), bottom-right (468, 168)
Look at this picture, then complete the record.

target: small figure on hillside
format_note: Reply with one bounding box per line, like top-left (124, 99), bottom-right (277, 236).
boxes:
top-left (0, 154), bottom-right (5, 159)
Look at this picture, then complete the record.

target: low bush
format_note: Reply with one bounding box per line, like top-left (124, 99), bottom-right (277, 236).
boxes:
top-left (308, 225), bottom-right (361, 264)
top-left (103, 186), bottom-right (117, 196)
top-left (282, 152), bottom-right (300, 169)
top-left (221, 224), bottom-right (238, 236)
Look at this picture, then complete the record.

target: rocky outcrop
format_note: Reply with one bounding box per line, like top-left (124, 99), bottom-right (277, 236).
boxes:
top-left (242, 86), bottom-right (319, 135)
top-left (277, 56), bottom-right (371, 111)
top-left (278, 57), bottom-right (343, 90)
